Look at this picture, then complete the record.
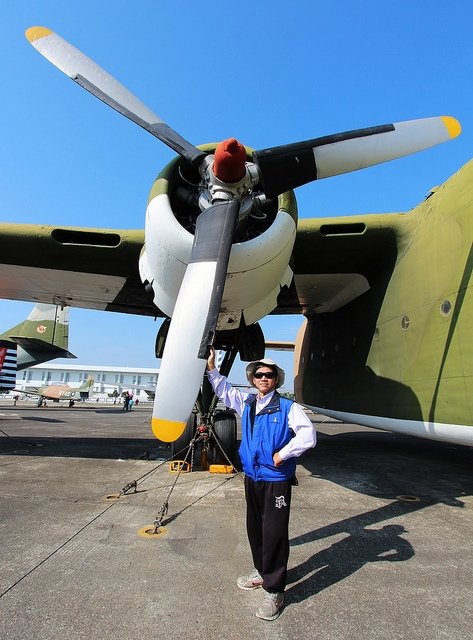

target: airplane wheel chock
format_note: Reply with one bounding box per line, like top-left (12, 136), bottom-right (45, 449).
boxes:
top-left (169, 460), bottom-right (191, 473)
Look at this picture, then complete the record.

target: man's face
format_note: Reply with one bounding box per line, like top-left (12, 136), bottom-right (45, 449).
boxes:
top-left (253, 366), bottom-right (278, 396)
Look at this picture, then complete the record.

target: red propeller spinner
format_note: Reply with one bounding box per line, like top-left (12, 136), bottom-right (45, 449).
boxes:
top-left (212, 138), bottom-right (247, 183)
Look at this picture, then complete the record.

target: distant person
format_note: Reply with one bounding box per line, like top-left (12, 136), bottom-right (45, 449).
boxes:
top-left (13, 394), bottom-right (19, 406)
top-left (122, 394), bottom-right (130, 411)
top-left (207, 347), bottom-right (317, 621)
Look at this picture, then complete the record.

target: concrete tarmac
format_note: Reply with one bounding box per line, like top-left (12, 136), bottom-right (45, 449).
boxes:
top-left (0, 401), bottom-right (472, 639)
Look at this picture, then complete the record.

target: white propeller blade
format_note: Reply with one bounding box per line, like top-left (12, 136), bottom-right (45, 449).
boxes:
top-left (151, 261), bottom-right (215, 442)
top-left (314, 116), bottom-right (462, 179)
top-left (26, 26), bottom-right (161, 123)
top-left (25, 26), bottom-right (204, 163)
top-left (254, 115), bottom-right (461, 196)
top-left (151, 201), bottom-right (239, 442)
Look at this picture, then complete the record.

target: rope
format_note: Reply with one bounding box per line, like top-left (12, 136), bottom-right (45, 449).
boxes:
top-left (152, 434), bottom-right (205, 532)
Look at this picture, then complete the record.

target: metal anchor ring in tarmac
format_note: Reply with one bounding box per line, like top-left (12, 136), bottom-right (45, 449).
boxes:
top-left (137, 525), bottom-right (169, 540)
top-left (396, 495), bottom-right (421, 502)
top-left (103, 493), bottom-right (125, 501)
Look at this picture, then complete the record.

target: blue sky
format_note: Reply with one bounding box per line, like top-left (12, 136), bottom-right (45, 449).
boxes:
top-left (1, 1), bottom-right (472, 389)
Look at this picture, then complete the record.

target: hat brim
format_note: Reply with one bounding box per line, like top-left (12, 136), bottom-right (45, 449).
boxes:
top-left (245, 358), bottom-right (285, 389)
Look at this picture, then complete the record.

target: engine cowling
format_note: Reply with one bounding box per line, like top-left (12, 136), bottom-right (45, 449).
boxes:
top-left (139, 144), bottom-right (298, 330)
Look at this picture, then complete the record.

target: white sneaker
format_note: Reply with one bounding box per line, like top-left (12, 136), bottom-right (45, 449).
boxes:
top-left (256, 591), bottom-right (284, 620)
top-left (236, 569), bottom-right (263, 590)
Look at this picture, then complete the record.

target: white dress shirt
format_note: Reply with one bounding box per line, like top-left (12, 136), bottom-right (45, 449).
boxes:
top-left (207, 367), bottom-right (316, 461)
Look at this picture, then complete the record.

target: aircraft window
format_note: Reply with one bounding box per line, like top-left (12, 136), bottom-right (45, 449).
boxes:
top-left (440, 300), bottom-right (452, 316)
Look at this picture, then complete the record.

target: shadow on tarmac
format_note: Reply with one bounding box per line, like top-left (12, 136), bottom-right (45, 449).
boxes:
top-left (0, 434), bottom-right (167, 459)
top-left (2, 408), bottom-right (473, 609)
top-left (288, 523), bottom-right (414, 602)
top-left (286, 427), bottom-right (473, 603)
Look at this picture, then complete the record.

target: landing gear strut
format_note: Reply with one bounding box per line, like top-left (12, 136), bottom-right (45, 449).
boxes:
top-left (169, 343), bottom-right (241, 470)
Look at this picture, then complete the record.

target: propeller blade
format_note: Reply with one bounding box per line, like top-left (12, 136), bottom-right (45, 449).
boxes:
top-left (253, 116), bottom-right (461, 196)
top-left (25, 26), bottom-right (205, 166)
top-left (151, 200), bottom-right (239, 442)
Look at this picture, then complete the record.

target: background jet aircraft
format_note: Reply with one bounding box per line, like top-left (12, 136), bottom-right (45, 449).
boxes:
top-left (0, 303), bottom-right (75, 369)
top-left (0, 26), bottom-right (470, 452)
top-left (0, 303), bottom-right (76, 392)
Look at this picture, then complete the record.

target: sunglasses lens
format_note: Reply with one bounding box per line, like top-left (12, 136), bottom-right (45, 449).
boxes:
top-left (254, 371), bottom-right (275, 379)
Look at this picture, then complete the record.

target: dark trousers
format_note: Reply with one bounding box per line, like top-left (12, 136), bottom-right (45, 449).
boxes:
top-left (244, 476), bottom-right (292, 593)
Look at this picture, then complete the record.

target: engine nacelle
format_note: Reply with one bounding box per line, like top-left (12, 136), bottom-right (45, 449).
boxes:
top-left (139, 144), bottom-right (298, 331)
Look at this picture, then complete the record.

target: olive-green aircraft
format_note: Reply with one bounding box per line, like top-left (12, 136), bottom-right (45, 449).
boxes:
top-left (23, 377), bottom-right (94, 405)
top-left (0, 303), bottom-right (76, 392)
top-left (0, 27), bottom-right (470, 451)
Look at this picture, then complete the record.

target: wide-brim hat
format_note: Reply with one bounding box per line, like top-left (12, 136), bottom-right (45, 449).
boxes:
top-left (245, 358), bottom-right (285, 389)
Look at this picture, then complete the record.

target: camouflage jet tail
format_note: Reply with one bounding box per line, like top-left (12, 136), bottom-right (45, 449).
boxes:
top-left (0, 303), bottom-right (76, 373)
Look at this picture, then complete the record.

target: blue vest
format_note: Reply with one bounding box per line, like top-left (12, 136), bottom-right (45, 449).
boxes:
top-left (239, 391), bottom-right (296, 482)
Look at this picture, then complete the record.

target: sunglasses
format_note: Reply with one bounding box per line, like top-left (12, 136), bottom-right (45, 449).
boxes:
top-left (253, 371), bottom-right (276, 379)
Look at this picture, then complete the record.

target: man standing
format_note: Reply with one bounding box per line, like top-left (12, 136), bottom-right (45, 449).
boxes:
top-left (207, 348), bottom-right (316, 621)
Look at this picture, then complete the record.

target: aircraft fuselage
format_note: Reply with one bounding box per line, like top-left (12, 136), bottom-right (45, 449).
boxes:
top-left (295, 159), bottom-right (473, 446)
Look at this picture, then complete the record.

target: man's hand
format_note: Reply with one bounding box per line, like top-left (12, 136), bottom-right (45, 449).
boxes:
top-left (273, 452), bottom-right (284, 467)
top-left (207, 346), bottom-right (216, 370)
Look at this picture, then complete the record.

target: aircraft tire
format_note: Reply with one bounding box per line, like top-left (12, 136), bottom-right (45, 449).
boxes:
top-left (212, 410), bottom-right (237, 465)
top-left (170, 412), bottom-right (197, 461)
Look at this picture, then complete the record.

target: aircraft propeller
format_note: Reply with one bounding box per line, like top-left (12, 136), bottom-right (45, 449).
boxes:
top-left (150, 199), bottom-right (240, 440)
top-left (25, 27), bottom-right (206, 166)
top-left (26, 26), bottom-right (461, 442)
